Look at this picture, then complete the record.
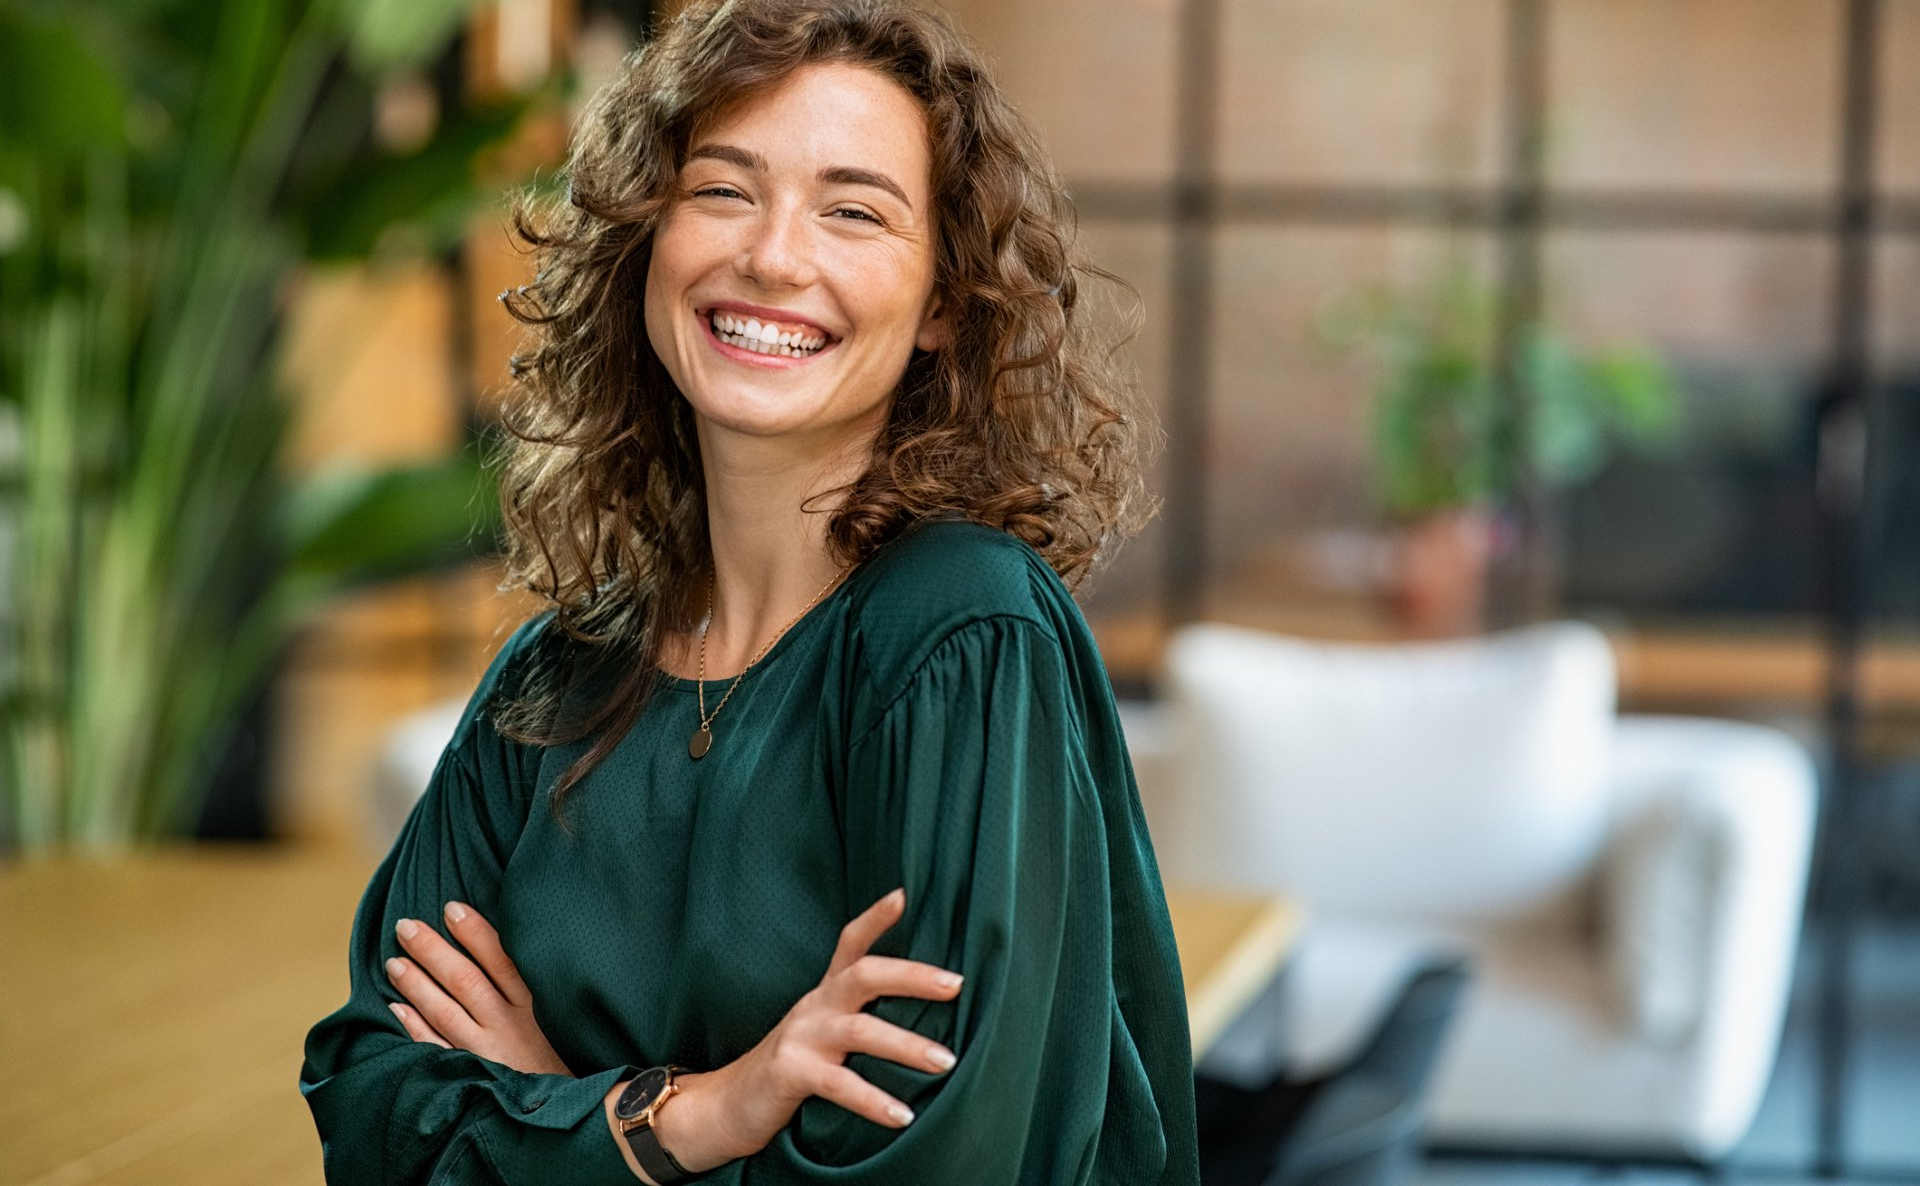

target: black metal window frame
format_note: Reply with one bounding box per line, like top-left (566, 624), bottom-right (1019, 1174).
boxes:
top-left (1061, 0), bottom-right (1913, 1178)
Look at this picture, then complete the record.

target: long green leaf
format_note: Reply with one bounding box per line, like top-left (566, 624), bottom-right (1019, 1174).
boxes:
top-left (3, 0), bottom-right (526, 851)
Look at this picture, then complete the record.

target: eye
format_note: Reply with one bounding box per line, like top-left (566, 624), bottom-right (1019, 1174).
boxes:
top-left (831, 206), bottom-right (884, 226)
top-left (693, 185), bottom-right (745, 200)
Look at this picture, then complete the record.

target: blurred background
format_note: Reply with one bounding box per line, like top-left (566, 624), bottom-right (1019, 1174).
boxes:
top-left (1, 0), bottom-right (1915, 1183)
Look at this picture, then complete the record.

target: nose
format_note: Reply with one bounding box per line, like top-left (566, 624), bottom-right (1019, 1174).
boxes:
top-left (738, 205), bottom-right (814, 290)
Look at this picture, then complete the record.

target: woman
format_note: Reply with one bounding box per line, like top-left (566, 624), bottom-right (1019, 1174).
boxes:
top-left (300, 1), bottom-right (1198, 1182)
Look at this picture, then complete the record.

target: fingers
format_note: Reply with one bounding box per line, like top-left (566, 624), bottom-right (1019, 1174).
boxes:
top-left (830, 1012), bottom-right (957, 1076)
top-left (749, 887), bottom-right (963, 1142)
top-left (441, 902), bottom-right (532, 1009)
top-left (395, 918), bottom-right (507, 1022)
top-left (385, 954), bottom-right (481, 1049)
top-left (813, 1065), bottom-right (917, 1130)
top-left (827, 888), bottom-right (906, 975)
top-left (388, 1001), bottom-right (452, 1049)
top-left (822, 954), bottom-right (964, 1012)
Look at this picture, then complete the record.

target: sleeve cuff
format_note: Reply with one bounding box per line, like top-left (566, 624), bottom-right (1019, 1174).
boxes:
top-left (482, 1064), bottom-right (644, 1182)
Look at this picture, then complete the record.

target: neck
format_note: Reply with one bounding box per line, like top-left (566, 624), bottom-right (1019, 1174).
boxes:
top-left (690, 419), bottom-right (872, 676)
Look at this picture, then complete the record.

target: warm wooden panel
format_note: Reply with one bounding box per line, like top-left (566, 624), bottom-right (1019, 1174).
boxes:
top-left (272, 565), bottom-right (546, 848)
top-left (280, 262), bottom-right (461, 473)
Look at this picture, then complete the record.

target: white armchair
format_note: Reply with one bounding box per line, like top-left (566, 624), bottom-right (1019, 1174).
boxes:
top-left (1137, 621), bottom-right (1818, 1161)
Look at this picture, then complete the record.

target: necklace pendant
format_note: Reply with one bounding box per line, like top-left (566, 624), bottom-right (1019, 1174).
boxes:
top-left (688, 725), bottom-right (713, 760)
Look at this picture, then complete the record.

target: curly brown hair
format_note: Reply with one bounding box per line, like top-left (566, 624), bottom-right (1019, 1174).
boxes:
top-left (493, 0), bottom-right (1156, 810)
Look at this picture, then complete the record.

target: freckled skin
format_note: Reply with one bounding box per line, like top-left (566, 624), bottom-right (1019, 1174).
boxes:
top-left (643, 62), bottom-right (950, 458)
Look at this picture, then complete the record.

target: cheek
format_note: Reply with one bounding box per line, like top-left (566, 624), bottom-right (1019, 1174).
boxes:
top-left (641, 263), bottom-right (667, 349)
top-left (837, 250), bottom-right (936, 336)
top-left (643, 227), bottom-right (698, 358)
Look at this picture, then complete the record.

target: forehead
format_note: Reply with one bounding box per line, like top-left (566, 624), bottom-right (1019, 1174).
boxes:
top-left (688, 62), bottom-right (933, 191)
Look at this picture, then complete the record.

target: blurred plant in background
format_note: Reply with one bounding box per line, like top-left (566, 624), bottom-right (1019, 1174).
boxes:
top-left (0, 0), bottom-right (535, 851)
top-left (1316, 252), bottom-right (1685, 635)
top-left (1319, 254), bottom-right (1684, 518)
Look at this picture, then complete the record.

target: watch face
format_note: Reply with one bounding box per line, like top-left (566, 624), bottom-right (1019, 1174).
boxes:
top-left (616, 1066), bottom-right (672, 1120)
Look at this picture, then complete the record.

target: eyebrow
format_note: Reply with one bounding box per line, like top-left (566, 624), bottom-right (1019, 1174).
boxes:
top-left (685, 143), bottom-right (915, 211)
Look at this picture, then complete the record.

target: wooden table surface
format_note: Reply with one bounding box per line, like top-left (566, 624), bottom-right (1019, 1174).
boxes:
top-left (0, 849), bottom-right (1300, 1186)
top-left (0, 848), bottom-right (370, 1186)
top-left (1165, 887), bottom-right (1305, 1057)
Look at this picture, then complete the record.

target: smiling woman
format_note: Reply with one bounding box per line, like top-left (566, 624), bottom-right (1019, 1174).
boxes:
top-left (299, 2), bottom-right (1197, 1184)
top-left (644, 63), bottom-right (948, 446)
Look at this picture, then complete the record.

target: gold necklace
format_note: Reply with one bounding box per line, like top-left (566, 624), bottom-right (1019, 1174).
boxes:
top-left (689, 565), bottom-right (849, 760)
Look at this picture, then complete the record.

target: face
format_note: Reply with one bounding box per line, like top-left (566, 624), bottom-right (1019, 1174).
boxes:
top-left (643, 62), bottom-right (947, 456)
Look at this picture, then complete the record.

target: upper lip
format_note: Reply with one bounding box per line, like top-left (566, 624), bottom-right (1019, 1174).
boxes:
top-left (699, 300), bottom-right (839, 341)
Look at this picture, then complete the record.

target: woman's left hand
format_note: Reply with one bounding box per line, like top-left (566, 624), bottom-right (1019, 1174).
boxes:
top-left (384, 901), bottom-right (573, 1077)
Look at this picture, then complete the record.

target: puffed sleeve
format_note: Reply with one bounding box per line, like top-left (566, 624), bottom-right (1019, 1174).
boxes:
top-left (299, 615), bottom-right (642, 1184)
top-left (741, 613), bottom-right (1198, 1185)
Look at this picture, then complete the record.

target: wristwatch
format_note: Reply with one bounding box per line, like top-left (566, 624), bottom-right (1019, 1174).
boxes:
top-left (614, 1065), bottom-right (706, 1184)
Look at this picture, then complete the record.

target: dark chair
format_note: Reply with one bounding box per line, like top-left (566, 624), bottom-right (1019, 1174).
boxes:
top-left (1196, 957), bottom-right (1472, 1186)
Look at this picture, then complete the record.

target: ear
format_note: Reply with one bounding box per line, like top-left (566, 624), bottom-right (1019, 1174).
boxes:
top-left (914, 288), bottom-right (950, 353)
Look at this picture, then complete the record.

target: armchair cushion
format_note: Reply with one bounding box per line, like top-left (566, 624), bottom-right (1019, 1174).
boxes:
top-left (1598, 715), bottom-right (1818, 1150)
top-left (1601, 782), bottom-right (1719, 1046)
top-left (1160, 621), bottom-right (1618, 928)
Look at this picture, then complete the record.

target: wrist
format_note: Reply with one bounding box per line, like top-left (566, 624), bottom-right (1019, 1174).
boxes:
top-left (604, 1065), bottom-right (755, 1182)
top-left (650, 1068), bottom-right (751, 1173)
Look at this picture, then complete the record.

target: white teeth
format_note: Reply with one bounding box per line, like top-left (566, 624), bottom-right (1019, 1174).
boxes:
top-left (707, 310), bottom-right (831, 356)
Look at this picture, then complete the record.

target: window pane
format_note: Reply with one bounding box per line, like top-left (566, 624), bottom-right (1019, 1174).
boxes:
top-left (941, 0), bottom-right (1179, 184)
top-left (1881, 0), bottom-right (1920, 197)
top-left (1548, 0), bottom-right (1843, 195)
top-left (1878, 233), bottom-right (1920, 376)
top-left (1548, 231), bottom-right (1834, 616)
top-left (1219, 0), bottom-right (1506, 187)
top-left (1204, 225), bottom-right (1500, 618)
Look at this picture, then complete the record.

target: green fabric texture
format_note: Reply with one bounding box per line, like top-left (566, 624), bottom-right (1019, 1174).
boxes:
top-left (300, 517), bottom-right (1201, 1184)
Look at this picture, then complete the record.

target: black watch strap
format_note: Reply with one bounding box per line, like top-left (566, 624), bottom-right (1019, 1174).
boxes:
top-left (624, 1123), bottom-right (702, 1184)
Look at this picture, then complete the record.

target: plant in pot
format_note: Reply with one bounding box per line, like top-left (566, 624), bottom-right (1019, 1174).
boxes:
top-left (1316, 256), bottom-right (1684, 637)
top-left (0, 0), bottom-right (548, 852)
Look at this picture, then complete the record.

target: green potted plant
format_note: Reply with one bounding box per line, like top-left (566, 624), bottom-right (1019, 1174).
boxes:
top-left (0, 0), bottom-right (542, 851)
top-left (1316, 254), bottom-right (1683, 636)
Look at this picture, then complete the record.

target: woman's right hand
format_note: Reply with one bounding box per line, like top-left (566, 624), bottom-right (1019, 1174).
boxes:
top-left (636, 887), bottom-right (965, 1174)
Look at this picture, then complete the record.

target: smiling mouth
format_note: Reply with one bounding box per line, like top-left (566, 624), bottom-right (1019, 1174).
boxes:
top-left (706, 309), bottom-right (835, 358)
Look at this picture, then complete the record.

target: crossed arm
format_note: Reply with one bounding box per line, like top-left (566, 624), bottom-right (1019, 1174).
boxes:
top-left (382, 889), bottom-right (964, 1181)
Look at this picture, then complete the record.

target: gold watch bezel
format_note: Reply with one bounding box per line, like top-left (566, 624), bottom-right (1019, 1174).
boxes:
top-left (617, 1067), bottom-right (683, 1134)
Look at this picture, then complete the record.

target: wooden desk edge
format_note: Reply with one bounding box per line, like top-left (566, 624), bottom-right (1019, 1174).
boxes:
top-left (1175, 896), bottom-right (1306, 1058)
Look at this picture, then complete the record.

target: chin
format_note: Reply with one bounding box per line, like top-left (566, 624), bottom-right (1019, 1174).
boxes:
top-left (690, 380), bottom-right (890, 446)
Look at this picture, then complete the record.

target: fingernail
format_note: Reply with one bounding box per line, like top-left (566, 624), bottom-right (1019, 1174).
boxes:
top-left (888, 1103), bottom-right (915, 1126)
top-left (395, 919), bottom-right (418, 940)
top-left (928, 1045), bottom-right (956, 1071)
top-left (887, 887), bottom-right (905, 907)
top-left (935, 971), bottom-right (964, 990)
top-left (385, 958), bottom-right (405, 980)
top-left (388, 1003), bottom-right (406, 1022)
top-left (445, 902), bottom-right (468, 923)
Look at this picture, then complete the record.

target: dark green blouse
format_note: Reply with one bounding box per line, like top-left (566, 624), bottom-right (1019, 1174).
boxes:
top-left (300, 517), bottom-right (1200, 1185)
